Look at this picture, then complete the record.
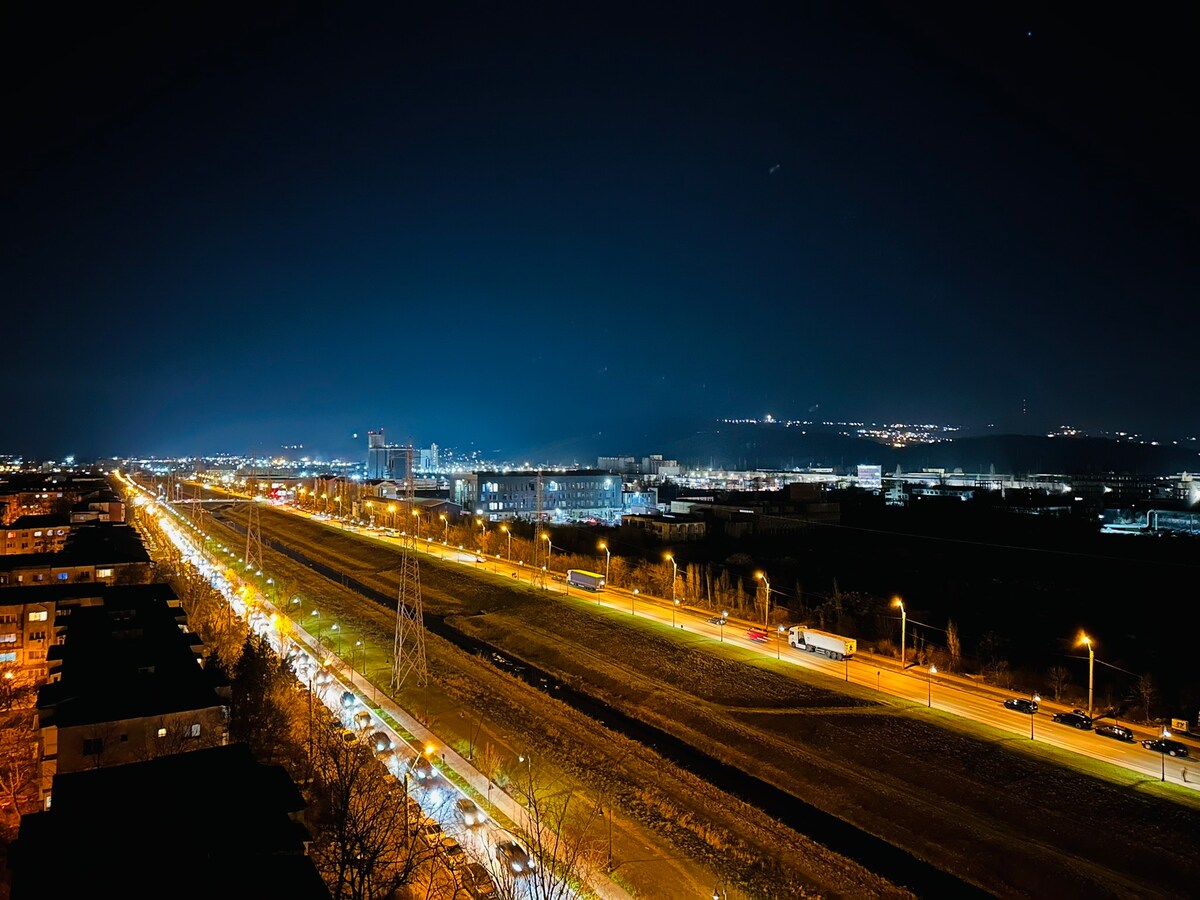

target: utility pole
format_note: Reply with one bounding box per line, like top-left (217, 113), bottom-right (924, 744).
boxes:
top-left (392, 445), bottom-right (429, 692)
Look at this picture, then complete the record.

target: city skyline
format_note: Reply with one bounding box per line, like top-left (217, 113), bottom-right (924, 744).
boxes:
top-left (3, 4), bottom-right (1196, 460)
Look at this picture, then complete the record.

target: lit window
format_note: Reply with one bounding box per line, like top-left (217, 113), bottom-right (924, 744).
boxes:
top-left (56, 572), bottom-right (68, 581)
top-left (97, 568), bottom-right (113, 578)
top-left (33, 531), bottom-right (42, 538)
top-left (0, 652), bottom-right (15, 663)
top-left (190, 724), bottom-right (201, 738)
top-left (28, 611), bottom-right (47, 622)
top-left (157, 728), bottom-right (167, 738)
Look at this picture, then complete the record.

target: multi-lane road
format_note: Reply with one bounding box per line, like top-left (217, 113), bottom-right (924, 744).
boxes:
top-left (282, 503), bottom-right (1198, 793)
top-left (133, 480), bottom-right (602, 900)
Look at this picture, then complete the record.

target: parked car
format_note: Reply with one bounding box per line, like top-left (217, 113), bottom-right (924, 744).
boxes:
top-left (353, 710), bottom-right (372, 730)
top-left (1095, 723), bottom-right (1136, 743)
top-left (369, 731), bottom-right (394, 754)
top-left (439, 836), bottom-right (467, 869)
top-left (460, 862), bottom-right (498, 899)
top-left (408, 754), bottom-right (437, 782)
top-left (1142, 738), bottom-right (1190, 757)
top-left (1051, 711), bottom-right (1093, 730)
top-left (495, 839), bottom-right (536, 876)
top-left (418, 817), bottom-right (443, 842)
top-left (1004, 697), bottom-right (1038, 714)
top-left (454, 796), bottom-right (485, 827)
top-left (340, 691), bottom-right (358, 709)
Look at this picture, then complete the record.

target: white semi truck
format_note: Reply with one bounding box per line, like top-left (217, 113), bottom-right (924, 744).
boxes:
top-left (788, 626), bottom-right (856, 660)
top-left (566, 569), bottom-right (605, 591)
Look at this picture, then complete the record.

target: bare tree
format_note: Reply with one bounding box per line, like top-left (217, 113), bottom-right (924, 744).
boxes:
top-left (945, 620), bottom-right (961, 673)
top-left (309, 721), bottom-right (436, 899)
top-left (500, 757), bottom-right (606, 900)
top-left (1131, 674), bottom-right (1157, 723)
top-left (0, 712), bottom-right (39, 833)
top-left (0, 665), bottom-right (35, 712)
top-left (1046, 666), bottom-right (1071, 702)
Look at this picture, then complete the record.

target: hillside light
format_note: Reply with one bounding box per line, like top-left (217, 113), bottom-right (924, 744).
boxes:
top-left (892, 596), bottom-right (906, 669)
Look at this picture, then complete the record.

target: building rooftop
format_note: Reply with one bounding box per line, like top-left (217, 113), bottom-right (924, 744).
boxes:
top-left (10, 743), bottom-right (328, 899)
top-left (0, 581), bottom-right (177, 610)
top-left (7, 513), bottom-right (71, 530)
top-left (36, 591), bottom-right (223, 728)
top-left (0, 523), bottom-right (150, 571)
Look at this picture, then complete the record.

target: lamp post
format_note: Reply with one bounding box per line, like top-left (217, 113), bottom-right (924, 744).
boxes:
top-left (927, 665), bottom-right (937, 707)
top-left (1079, 632), bottom-right (1095, 720)
top-left (501, 525), bottom-right (512, 560)
top-left (892, 596), bottom-right (906, 669)
top-left (310, 609), bottom-right (322, 644)
top-left (352, 639), bottom-right (362, 687)
top-left (1159, 729), bottom-right (1171, 782)
top-left (331, 622), bottom-right (341, 655)
top-left (665, 552), bottom-right (677, 608)
top-left (631, 588), bottom-right (638, 616)
top-left (673, 598), bottom-right (680, 627)
top-left (755, 571), bottom-right (771, 629)
top-left (777, 624), bottom-right (785, 659)
top-left (598, 541), bottom-right (611, 586)
top-left (542, 533), bottom-right (552, 569)
top-left (1030, 692), bottom-right (1041, 740)
top-left (388, 504), bottom-right (397, 530)
top-left (719, 610), bottom-right (728, 643)
top-left (440, 514), bottom-right (448, 542)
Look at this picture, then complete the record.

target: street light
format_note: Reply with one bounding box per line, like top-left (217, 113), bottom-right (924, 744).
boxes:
top-left (719, 610), bottom-right (728, 643)
top-left (755, 571), bottom-right (771, 629)
top-left (412, 509), bottom-right (421, 539)
top-left (352, 639), bottom-right (362, 687)
top-left (388, 504), bottom-right (397, 529)
top-left (927, 665), bottom-right (937, 707)
top-left (1030, 692), bottom-right (1041, 740)
top-left (892, 596), bottom-right (906, 670)
top-left (542, 533), bottom-right (552, 567)
top-left (310, 609), bottom-right (323, 644)
top-left (501, 524), bottom-right (512, 560)
top-left (631, 588), bottom-right (638, 616)
top-left (331, 622), bottom-right (341, 654)
top-left (777, 624), bottom-right (785, 659)
top-left (665, 552), bottom-right (677, 608)
top-left (1078, 632), bottom-right (1095, 719)
top-left (1159, 729), bottom-right (1172, 782)
top-left (598, 541), bottom-right (611, 586)
top-left (673, 597), bottom-right (680, 627)
top-left (440, 514), bottom-right (448, 542)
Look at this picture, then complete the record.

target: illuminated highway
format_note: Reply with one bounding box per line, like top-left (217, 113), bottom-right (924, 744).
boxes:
top-left (122, 477), bottom-right (608, 900)
top-left (279, 502), bottom-right (1199, 793)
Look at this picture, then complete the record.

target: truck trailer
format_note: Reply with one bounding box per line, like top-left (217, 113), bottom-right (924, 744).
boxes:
top-left (566, 569), bottom-right (605, 591)
top-left (788, 626), bottom-right (856, 660)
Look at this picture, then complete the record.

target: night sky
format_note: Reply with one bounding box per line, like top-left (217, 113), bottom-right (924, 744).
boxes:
top-left (3, 2), bottom-right (1196, 460)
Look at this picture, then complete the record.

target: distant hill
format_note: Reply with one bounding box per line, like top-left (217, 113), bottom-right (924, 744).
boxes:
top-left (522, 423), bottom-right (1200, 476)
top-left (660, 426), bottom-right (1200, 475)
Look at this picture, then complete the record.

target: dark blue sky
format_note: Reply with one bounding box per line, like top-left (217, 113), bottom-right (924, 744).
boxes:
top-left (2, 2), bottom-right (1197, 460)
